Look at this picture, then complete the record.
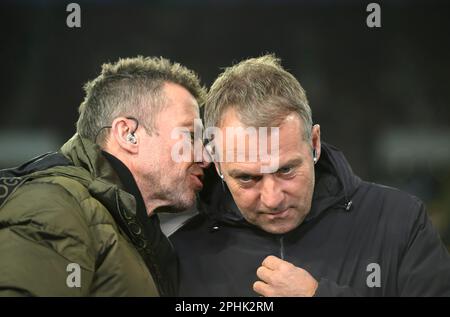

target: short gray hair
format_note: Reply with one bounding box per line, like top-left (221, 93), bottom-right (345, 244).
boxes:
top-left (205, 54), bottom-right (312, 141)
top-left (76, 56), bottom-right (206, 145)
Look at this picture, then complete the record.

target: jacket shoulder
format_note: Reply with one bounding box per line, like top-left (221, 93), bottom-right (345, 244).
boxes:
top-left (0, 179), bottom-right (97, 269)
top-left (19, 166), bottom-right (115, 226)
top-left (355, 181), bottom-right (426, 244)
top-left (359, 181), bottom-right (423, 212)
top-left (0, 164), bottom-right (114, 238)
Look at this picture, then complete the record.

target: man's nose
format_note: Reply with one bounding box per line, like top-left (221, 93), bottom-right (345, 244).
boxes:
top-left (260, 176), bottom-right (284, 211)
top-left (197, 159), bottom-right (211, 169)
top-left (196, 142), bottom-right (212, 168)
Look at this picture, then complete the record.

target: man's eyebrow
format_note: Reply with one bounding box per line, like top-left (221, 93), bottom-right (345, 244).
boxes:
top-left (177, 120), bottom-right (195, 127)
top-left (228, 169), bottom-right (261, 178)
top-left (228, 158), bottom-right (304, 177)
top-left (277, 158), bottom-right (303, 170)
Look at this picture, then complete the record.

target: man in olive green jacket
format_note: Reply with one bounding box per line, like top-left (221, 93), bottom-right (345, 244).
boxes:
top-left (0, 56), bottom-right (208, 296)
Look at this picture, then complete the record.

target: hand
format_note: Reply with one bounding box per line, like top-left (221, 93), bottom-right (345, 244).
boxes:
top-left (253, 255), bottom-right (318, 297)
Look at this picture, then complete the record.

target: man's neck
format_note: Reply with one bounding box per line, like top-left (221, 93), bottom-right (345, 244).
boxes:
top-left (144, 199), bottom-right (175, 216)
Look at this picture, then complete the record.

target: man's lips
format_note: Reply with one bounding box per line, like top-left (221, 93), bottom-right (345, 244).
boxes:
top-left (262, 208), bottom-right (291, 220)
top-left (190, 173), bottom-right (204, 189)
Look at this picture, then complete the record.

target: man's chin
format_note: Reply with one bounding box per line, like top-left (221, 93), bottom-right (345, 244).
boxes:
top-left (262, 225), bottom-right (293, 235)
top-left (258, 219), bottom-right (301, 234)
top-left (167, 192), bottom-right (197, 213)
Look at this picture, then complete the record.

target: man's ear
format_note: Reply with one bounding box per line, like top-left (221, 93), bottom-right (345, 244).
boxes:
top-left (110, 117), bottom-right (139, 154)
top-left (312, 124), bottom-right (321, 162)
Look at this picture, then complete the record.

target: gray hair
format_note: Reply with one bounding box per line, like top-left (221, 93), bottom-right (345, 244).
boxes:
top-left (76, 56), bottom-right (206, 145)
top-left (205, 54), bottom-right (312, 141)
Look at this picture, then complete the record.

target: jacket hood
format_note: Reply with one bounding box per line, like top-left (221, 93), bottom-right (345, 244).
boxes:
top-left (60, 134), bottom-right (126, 190)
top-left (198, 142), bottom-right (361, 226)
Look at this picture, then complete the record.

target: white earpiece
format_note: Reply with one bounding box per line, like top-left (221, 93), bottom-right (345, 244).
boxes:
top-left (127, 133), bottom-right (137, 144)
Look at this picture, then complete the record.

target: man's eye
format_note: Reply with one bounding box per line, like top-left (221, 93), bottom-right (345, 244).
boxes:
top-left (238, 175), bottom-right (254, 183)
top-left (278, 167), bottom-right (293, 175)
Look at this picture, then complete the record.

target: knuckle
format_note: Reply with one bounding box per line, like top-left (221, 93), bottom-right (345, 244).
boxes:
top-left (268, 255), bottom-right (277, 262)
top-left (279, 263), bottom-right (290, 271)
top-left (262, 255), bottom-right (273, 265)
top-left (256, 266), bottom-right (264, 276)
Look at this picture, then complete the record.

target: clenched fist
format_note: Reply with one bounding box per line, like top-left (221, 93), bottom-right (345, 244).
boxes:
top-left (253, 255), bottom-right (318, 297)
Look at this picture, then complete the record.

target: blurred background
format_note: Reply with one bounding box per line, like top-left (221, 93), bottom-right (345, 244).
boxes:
top-left (0, 0), bottom-right (449, 248)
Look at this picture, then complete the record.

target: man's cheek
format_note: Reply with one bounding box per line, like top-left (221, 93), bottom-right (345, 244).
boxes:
top-left (236, 196), bottom-right (252, 211)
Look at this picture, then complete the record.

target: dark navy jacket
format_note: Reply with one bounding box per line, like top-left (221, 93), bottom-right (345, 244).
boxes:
top-left (170, 143), bottom-right (450, 296)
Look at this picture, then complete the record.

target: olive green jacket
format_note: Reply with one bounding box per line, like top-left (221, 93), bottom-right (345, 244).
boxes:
top-left (0, 134), bottom-right (162, 296)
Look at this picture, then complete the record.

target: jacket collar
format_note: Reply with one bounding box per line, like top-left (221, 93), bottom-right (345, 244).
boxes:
top-left (305, 142), bottom-right (361, 222)
top-left (60, 134), bottom-right (139, 221)
top-left (60, 134), bottom-right (125, 190)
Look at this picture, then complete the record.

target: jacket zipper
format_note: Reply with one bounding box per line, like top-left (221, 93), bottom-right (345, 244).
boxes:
top-left (279, 236), bottom-right (285, 260)
top-left (116, 194), bottom-right (169, 296)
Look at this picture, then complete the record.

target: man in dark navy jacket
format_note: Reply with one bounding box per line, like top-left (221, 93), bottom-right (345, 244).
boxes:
top-left (170, 54), bottom-right (450, 296)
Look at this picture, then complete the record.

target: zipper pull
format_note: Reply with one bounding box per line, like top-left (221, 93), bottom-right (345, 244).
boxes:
top-left (345, 200), bottom-right (353, 211)
top-left (209, 222), bottom-right (220, 232)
